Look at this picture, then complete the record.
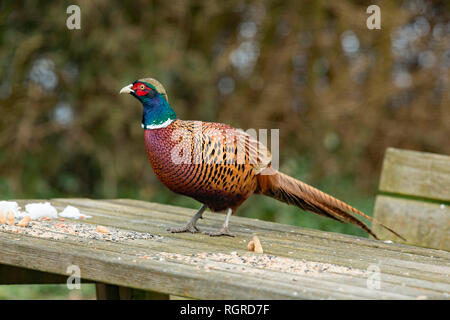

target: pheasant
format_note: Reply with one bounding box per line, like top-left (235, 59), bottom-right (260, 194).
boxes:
top-left (120, 78), bottom-right (405, 240)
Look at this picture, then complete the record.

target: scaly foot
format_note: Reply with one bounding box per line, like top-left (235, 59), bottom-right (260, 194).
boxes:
top-left (167, 222), bottom-right (200, 234)
top-left (203, 227), bottom-right (235, 237)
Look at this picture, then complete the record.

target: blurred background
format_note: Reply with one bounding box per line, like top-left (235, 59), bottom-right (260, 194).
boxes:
top-left (0, 0), bottom-right (449, 298)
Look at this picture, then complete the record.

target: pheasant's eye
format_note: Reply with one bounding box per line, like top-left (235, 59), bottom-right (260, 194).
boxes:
top-left (139, 84), bottom-right (145, 90)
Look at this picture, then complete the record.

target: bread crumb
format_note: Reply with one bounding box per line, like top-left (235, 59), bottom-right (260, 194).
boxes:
top-left (252, 236), bottom-right (263, 254)
top-left (0, 210), bottom-right (6, 224)
top-left (247, 236), bottom-right (263, 253)
top-left (96, 225), bottom-right (110, 234)
top-left (6, 211), bottom-right (15, 226)
top-left (18, 215), bottom-right (31, 227)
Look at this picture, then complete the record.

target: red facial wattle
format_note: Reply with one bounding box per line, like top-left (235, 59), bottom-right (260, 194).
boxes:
top-left (132, 83), bottom-right (152, 96)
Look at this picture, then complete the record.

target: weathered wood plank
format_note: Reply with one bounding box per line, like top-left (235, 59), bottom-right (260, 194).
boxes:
top-left (3, 220), bottom-right (447, 295)
top-left (0, 228), bottom-right (446, 299)
top-left (1, 231), bottom-right (440, 299)
top-left (44, 198), bottom-right (450, 286)
top-left (4, 206), bottom-right (449, 294)
top-left (373, 195), bottom-right (450, 251)
top-left (0, 232), bottom-right (369, 299)
top-left (379, 148), bottom-right (450, 201)
top-left (50, 198), bottom-right (450, 265)
top-left (2, 199), bottom-right (449, 299)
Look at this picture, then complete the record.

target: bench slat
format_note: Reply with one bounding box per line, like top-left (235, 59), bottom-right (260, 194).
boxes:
top-left (1, 199), bottom-right (449, 299)
top-left (374, 195), bottom-right (450, 251)
top-left (379, 148), bottom-right (450, 202)
top-left (46, 199), bottom-right (450, 269)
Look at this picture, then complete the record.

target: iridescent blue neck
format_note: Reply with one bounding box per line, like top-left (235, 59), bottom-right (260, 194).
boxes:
top-left (141, 95), bottom-right (177, 129)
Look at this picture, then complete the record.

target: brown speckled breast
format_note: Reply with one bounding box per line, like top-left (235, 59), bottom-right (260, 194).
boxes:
top-left (144, 120), bottom-right (266, 212)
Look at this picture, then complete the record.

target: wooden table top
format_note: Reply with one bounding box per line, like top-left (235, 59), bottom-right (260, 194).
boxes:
top-left (0, 198), bottom-right (448, 299)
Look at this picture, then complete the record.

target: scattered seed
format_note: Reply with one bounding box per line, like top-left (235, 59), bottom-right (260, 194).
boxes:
top-left (150, 251), bottom-right (364, 277)
top-left (0, 218), bottom-right (159, 242)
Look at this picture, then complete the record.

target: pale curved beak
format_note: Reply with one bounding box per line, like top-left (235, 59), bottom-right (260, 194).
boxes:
top-left (119, 84), bottom-right (134, 94)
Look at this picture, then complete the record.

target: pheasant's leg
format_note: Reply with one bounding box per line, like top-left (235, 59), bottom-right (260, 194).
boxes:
top-left (167, 204), bottom-right (206, 233)
top-left (204, 208), bottom-right (235, 237)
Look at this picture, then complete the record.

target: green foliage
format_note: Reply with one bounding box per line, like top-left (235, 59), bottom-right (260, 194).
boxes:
top-left (0, 0), bottom-right (449, 299)
top-left (1, 0), bottom-right (448, 238)
top-left (0, 284), bottom-right (95, 300)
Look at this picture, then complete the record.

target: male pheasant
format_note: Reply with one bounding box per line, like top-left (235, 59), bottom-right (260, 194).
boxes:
top-left (120, 78), bottom-right (405, 240)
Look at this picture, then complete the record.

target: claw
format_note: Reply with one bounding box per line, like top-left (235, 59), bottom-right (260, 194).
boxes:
top-left (203, 227), bottom-right (235, 237)
top-left (167, 223), bottom-right (200, 234)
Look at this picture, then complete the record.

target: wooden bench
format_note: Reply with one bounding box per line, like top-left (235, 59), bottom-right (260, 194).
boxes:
top-left (373, 148), bottom-right (450, 251)
top-left (0, 198), bottom-right (449, 299)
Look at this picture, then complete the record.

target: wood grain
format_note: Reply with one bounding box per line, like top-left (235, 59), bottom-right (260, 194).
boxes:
top-left (373, 195), bottom-right (449, 251)
top-left (379, 148), bottom-right (450, 202)
top-left (0, 198), bottom-right (448, 299)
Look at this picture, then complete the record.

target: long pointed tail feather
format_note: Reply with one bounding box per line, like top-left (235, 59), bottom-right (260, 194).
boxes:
top-left (257, 169), bottom-right (406, 241)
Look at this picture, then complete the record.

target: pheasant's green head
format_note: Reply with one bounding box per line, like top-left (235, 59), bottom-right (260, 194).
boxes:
top-left (120, 78), bottom-right (176, 129)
